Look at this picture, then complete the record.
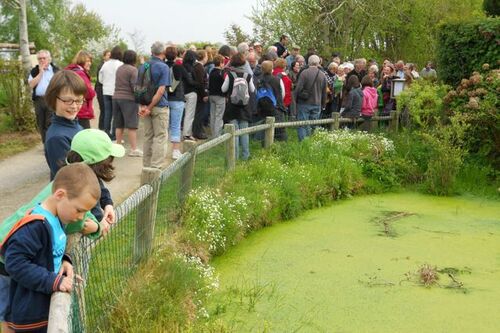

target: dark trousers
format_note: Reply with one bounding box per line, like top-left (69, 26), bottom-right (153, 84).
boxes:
top-left (34, 97), bottom-right (52, 143)
top-left (96, 85), bottom-right (105, 130)
top-left (274, 109), bottom-right (288, 141)
top-left (193, 100), bottom-right (208, 139)
top-left (102, 95), bottom-right (115, 139)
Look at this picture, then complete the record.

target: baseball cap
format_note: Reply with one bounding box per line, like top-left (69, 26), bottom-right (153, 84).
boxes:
top-left (253, 42), bottom-right (262, 47)
top-left (71, 129), bottom-right (125, 164)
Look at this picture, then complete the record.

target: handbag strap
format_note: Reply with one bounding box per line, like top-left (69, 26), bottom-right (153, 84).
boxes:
top-left (305, 68), bottom-right (321, 94)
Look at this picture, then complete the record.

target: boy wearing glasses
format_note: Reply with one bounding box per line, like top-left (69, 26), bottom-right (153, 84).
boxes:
top-left (28, 50), bottom-right (60, 143)
top-left (44, 70), bottom-right (87, 180)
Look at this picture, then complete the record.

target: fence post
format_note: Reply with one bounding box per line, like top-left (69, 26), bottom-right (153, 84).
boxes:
top-left (179, 140), bottom-right (197, 204)
top-left (47, 292), bottom-right (72, 333)
top-left (48, 233), bottom-right (82, 333)
top-left (134, 167), bottom-right (161, 263)
top-left (371, 116), bottom-right (379, 132)
top-left (224, 123), bottom-right (236, 171)
top-left (330, 112), bottom-right (339, 131)
top-left (390, 110), bottom-right (399, 132)
top-left (264, 116), bottom-right (275, 149)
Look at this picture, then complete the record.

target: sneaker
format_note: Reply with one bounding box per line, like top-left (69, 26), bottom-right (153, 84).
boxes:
top-left (128, 149), bottom-right (143, 157)
top-left (172, 149), bottom-right (182, 160)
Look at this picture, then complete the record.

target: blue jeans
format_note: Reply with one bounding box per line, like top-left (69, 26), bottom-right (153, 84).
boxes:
top-left (169, 101), bottom-right (184, 143)
top-left (103, 95), bottom-right (115, 139)
top-left (297, 104), bottom-right (321, 141)
top-left (230, 119), bottom-right (249, 160)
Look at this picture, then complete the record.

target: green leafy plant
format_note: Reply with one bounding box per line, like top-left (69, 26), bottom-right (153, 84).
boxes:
top-left (437, 17), bottom-right (500, 86)
top-left (0, 60), bottom-right (35, 132)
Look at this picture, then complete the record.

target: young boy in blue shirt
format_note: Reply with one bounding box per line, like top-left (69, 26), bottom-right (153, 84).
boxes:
top-left (0, 163), bottom-right (100, 332)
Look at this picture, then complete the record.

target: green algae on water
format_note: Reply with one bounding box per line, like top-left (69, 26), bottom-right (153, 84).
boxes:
top-left (203, 193), bottom-right (500, 333)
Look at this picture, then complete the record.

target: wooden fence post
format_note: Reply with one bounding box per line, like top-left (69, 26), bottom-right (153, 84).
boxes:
top-left (134, 167), bottom-right (161, 263)
top-left (48, 233), bottom-right (82, 333)
top-left (330, 112), bottom-right (339, 131)
top-left (224, 123), bottom-right (236, 171)
top-left (179, 140), bottom-right (197, 204)
top-left (390, 111), bottom-right (399, 132)
top-left (264, 116), bottom-right (275, 149)
top-left (371, 116), bottom-right (379, 132)
top-left (47, 292), bottom-right (72, 333)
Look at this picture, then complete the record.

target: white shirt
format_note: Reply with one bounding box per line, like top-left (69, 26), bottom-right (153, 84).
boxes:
top-left (99, 59), bottom-right (123, 96)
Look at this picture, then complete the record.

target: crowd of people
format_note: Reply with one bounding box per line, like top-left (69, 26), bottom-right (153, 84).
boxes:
top-left (0, 35), bottom-right (438, 332)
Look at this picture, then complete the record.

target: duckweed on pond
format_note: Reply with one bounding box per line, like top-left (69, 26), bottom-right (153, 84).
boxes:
top-left (205, 192), bottom-right (500, 332)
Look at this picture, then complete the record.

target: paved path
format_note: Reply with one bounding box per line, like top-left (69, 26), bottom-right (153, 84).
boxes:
top-left (0, 104), bottom-right (177, 221)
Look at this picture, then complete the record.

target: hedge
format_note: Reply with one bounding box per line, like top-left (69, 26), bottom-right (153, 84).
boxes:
top-left (436, 17), bottom-right (500, 85)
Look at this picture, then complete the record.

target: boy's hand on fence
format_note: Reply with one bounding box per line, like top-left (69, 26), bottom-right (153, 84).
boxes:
top-left (103, 205), bottom-right (116, 224)
top-left (100, 219), bottom-right (110, 236)
top-left (82, 219), bottom-right (99, 235)
top-left (58, 260), bottom-right (74, 281)
top-left (59, 276), bottom-right (73, 293)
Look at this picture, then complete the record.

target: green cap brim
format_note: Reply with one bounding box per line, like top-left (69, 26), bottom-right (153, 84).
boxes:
top-left (110, 143), bottom-right (125, 158)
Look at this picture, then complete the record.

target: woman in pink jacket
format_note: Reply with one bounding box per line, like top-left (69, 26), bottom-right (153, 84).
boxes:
top-left (65, 50), bottom-right (96, 129)
top-left (360, 75), bottom-right (378, 132)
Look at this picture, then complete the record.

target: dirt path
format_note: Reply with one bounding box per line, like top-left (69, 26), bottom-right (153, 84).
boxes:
top-left (0, 103), bottom-right (174, 222)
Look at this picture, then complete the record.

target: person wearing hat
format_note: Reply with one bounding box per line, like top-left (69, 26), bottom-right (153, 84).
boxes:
top-left (286, 44), bottom-right (301, 70)
top-left (3, 129), bottom-right (124, 240)
top-left (66, 129), bottom-right (125, 235)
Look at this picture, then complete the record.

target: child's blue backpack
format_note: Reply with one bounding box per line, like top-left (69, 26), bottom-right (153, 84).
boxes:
top-left (256, 79), bottom-right (277, 117)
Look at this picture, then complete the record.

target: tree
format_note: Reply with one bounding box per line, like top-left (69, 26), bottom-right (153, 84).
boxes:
top-left (128, 29), bottom-right (146, 55)
top-left (249, 0), bottom-right (485, 66)
top-left (223, 23), bottom-right (251, 46)
top-left (483, 0), bottom-right (499, 16)
top-left (1, 0), bottom-right (31, 72)
top-left (0, 0), bottom-right (122, 65)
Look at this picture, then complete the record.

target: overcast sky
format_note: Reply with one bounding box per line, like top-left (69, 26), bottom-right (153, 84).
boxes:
top-left (76, 0), bottom-right (257, 48)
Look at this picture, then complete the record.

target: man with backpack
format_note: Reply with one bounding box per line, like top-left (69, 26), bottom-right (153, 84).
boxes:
top-left (136, 41), bottom-right (171, 168)
top-left (221, 53), bottom-right (255, 160)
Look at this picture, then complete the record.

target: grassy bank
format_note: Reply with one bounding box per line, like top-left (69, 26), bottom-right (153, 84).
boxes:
top-left (102, 127), bottom-right (498, 332)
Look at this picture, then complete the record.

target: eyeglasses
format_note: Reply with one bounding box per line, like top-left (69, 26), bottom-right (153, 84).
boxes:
top-left (57, 96), bottom-right (84, 106)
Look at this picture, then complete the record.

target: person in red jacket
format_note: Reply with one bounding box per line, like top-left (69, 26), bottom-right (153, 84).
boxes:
top-left (272, 58), bottom-right (292, 118)
top-left (65, 51), bottom-right (96, 129)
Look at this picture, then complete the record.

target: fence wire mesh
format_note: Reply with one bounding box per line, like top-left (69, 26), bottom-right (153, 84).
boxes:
top-left (60, 114), bottom-right (398, 332)
top-left (68, 185), bottom-right (153, 332)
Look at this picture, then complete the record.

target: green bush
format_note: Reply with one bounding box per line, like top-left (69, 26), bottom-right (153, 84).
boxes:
top-left (437, 17), bottom-right (500, 86)
top-left (0, 60), bottom-right (35, 132)
top-left (443, 67), bottom-right (500, 165)
top-left (396, 80), bottom-right (450, 129)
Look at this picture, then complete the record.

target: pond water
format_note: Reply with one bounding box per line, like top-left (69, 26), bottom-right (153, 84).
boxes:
top-left (207, 193), bottom-right (500, 332)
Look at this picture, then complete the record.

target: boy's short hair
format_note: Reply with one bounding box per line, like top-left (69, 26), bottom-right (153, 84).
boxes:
top-left (44, 70), bottom-right (87, 110)
top-left (52, 163), bottom-right (100, 201)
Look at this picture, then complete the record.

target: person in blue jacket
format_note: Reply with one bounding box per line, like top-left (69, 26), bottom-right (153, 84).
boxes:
top-left (0, 163), bottom-right (100, 333)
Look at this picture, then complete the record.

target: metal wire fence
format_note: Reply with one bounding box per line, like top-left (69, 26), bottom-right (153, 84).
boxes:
top-left (48, 112), bottom-right (400, 332)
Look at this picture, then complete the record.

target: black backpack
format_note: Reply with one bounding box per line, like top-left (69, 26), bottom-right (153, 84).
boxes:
top-left (134, 61), bottom-right (157, 105)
